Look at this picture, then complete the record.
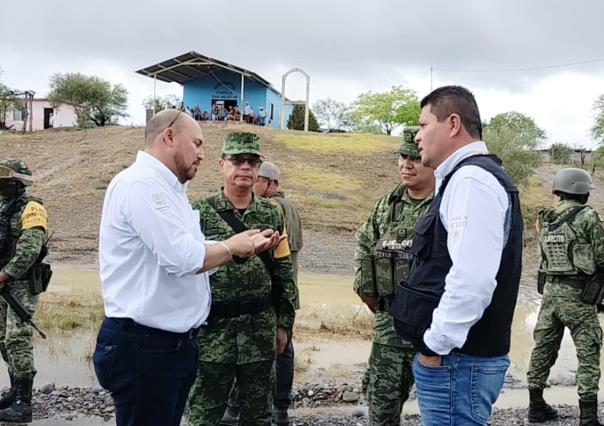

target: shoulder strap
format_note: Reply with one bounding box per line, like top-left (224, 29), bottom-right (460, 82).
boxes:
top-left (205, 196), bottom-right (274, 272)
top-left (549, 205), bottom-right (588, 231)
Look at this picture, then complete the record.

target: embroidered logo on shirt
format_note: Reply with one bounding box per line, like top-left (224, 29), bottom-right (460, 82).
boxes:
top-left (151, 192), bottom-right (170, 209)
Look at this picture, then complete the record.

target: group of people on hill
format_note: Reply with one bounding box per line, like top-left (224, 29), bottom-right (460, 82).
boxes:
top-left (180, 101), bottom-right (270, 126)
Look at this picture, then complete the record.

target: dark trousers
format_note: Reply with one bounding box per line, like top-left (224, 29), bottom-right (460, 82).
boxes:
top-left (93, 317), bottom-right (199, 426)
top-left (274, 331), bottom-right (294, 409)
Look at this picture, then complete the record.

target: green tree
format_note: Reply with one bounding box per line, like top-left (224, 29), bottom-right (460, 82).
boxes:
top-left (48, 72), bottom-right (128, 127)
top-left (143, 94), bottom-right (182, 112)
top-left (592, 94), bottom-right (604, 145)
top-left (483, 111), bottom-right (544, 185)
top-left (287, 104), bottom-right (319, 131)
top-left (549, 143), bottom-right (573, 164)
top-left (350, 86), bottom-right (420, 135)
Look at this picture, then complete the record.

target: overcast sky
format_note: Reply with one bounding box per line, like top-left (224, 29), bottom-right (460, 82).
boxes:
top-left (2, 0), bottom-right (604, 147)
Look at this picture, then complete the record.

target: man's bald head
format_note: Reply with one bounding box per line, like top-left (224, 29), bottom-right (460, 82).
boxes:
top-left (145, 109), bottom-right (195, 147)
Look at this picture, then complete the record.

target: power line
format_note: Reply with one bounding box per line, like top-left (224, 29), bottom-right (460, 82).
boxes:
top-left (432, 57), bottom-right (604, 73)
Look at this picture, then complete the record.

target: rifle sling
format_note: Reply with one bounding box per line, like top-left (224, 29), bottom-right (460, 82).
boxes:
top-left (206, 196), bottom-right (274, 275)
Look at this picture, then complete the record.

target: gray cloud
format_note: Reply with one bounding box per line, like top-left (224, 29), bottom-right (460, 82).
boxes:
top-left (1, 0), bottom-right (604, 145)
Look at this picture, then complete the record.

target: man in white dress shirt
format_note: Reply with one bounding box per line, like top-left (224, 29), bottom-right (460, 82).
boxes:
top-left (93, 109), bottom-right (280, 426)
top-left (389, 86), bottom-right (523, 425)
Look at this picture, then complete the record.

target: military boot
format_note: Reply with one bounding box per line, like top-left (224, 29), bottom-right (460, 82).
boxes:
top-left (0, 372), bottom-right (16, 410)
top-left (273, 406), bottom-right (291, 426)
top-left (0, 376), bottom-right (33, 423)
top-left (579, 398), bottom-right (603, 426)
top-left (528, 388), bottom-right (558, 423)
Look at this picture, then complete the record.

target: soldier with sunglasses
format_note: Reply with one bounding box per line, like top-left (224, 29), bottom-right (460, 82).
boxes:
top-left (187, 132), bottom-right (296, 426)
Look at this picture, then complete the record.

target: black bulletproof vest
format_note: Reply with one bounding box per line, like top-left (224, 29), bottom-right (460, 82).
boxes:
top-left (389, 154), bottom-right (523, 357)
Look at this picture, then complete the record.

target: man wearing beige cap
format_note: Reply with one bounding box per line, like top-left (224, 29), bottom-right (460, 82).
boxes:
top-left (254, 161), bottom-right (303, 426)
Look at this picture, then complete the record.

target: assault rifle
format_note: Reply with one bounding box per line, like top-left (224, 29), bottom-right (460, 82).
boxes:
top-left (0, 286), bottom-right (46, 339)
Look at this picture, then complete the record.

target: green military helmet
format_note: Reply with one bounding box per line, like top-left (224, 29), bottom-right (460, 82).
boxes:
top-left (399, 126), bottom-right (420, 158)
top-left (0, 159), bottom-right (33, 186)
top-left (222, 132), bottom-right (262, 156)
top-left (552, 168), bottom-right (594, 195)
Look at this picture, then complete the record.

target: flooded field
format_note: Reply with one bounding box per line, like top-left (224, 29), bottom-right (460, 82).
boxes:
top-left (2, 265), bottom-right (604, 407)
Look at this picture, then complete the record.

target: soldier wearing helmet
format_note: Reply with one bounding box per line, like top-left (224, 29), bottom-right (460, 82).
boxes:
top-left (527, 168), bottom-right (604, 425)
top-left (353, 127), bottom-right (435, 426)
top-left (0, 159), bottom-right (48, 423)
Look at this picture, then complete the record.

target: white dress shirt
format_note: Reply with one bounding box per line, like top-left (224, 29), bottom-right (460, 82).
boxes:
top-left (423, 142), bottom-right (510, 355)
top-left (99, 151), bottom-right (211, 333)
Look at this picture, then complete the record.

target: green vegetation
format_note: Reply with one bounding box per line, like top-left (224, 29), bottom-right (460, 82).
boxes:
top-left (519, 173), bottom-right (553, 227)
top-left (592, 94), bottom-right (604, 145)
top-left (273, 132), bottom-right (397, 154)
top-left (350, 85), bottom-right (420, 135)
top-left (549, 143), bottom-right (573, 164)
top-left (48, 72), bottom-right (128, 127)
top-left (287, 104), bottom-right (320, 131)
top-left (289, 169), bottom-right (363, 194)
top-left (143, 94), bottom-right (182, 112)
top-left (36, 296), bottom-right (103, 332)
top-left (484, 111), bottom-right (544, 185)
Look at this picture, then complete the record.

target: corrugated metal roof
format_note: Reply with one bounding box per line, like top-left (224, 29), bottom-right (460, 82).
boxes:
top-left (135, 51), bottom-right (275, 89)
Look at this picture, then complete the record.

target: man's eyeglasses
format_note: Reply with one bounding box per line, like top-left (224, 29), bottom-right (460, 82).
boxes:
top-left (166, 110), bottom-right (182, 130)
top-left (226, 156), bottom-right (262, 167)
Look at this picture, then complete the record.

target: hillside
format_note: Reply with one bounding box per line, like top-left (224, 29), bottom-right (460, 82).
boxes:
top-left (2, 124), bottom-right (603, 267)
top-left (0, 124), bottom-right (402, 264)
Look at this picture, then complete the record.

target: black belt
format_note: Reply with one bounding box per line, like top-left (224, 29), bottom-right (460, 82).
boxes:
top-left (546, 275), bottom-right (587, 290)
top-left (209, 295), bottom-right (273, 320)
top-left (107, 317), bottom-right (200, 339)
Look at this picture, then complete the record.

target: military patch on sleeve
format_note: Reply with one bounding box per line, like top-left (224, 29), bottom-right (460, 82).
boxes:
top-left (274, 236), bottom-right (291, 259)
top-left (21, 201), bottom-right (48, 231)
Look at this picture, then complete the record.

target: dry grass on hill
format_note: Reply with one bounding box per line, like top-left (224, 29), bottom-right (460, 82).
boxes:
top-left (0, 124), bottom-right (402, 263)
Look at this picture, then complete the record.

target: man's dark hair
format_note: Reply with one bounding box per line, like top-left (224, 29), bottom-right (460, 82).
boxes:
top-left (420, 85), bottom-right (482, 139)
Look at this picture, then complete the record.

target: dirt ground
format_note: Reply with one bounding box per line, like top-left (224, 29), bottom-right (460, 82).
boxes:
top-left (0, 124), bottom-right (402, 265)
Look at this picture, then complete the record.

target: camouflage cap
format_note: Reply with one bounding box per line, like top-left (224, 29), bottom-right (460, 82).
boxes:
top-left (222, 132), bottom-right (262, 156)
top-left (399, 126), bottom-right (420, 158)
top-left (258, 161), bottom-right (280, 180)
top-left (0, 159), bottom-right (33, 186)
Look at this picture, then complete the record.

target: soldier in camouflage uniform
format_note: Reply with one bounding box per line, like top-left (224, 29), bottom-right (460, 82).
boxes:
top-left (353, 128), bottom-right (435, 426)
top-left (186, 132), bottom-right (296, 426)
top-left (527, 168), bottom-right (604, 426)
top-left (0, 159), bottom-right (48, 423)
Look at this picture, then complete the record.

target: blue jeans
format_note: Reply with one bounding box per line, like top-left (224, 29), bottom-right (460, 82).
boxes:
top-left (93, 318), bottom-right (199, 426)
top-left (412, 352), bottom-right (509, 426)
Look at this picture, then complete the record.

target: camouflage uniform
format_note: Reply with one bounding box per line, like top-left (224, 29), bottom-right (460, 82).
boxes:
top-left (186, 133), bottom-right (296, 426)
top-left (269, 191), bottom-right (302, 308)
top-left (527, 199), bottom-right (604, 400)
top-left (354, 131), bottom-right (433, 426)
top-left (0, 159), bottom-right (48, 423)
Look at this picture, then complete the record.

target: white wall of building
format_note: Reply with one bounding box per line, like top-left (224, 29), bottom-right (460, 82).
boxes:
top-left (4, 99), bottom-right (77, 131)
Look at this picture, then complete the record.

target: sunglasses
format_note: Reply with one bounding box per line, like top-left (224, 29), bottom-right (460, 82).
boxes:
top-left (226, 156), bottom-right (262, 167)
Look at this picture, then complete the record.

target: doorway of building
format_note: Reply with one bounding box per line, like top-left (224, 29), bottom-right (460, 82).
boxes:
top-left (43, 108), bottom-right (54, 129)
top-left (211, 99), bottom-right (238, 120)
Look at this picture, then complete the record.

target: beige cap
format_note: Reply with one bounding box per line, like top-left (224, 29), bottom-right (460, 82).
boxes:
top-left (258, 161), bottom-right (280, 180)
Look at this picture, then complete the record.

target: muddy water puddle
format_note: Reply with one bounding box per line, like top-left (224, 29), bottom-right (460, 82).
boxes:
top-left (4, 266), bottom-right (604, 407)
